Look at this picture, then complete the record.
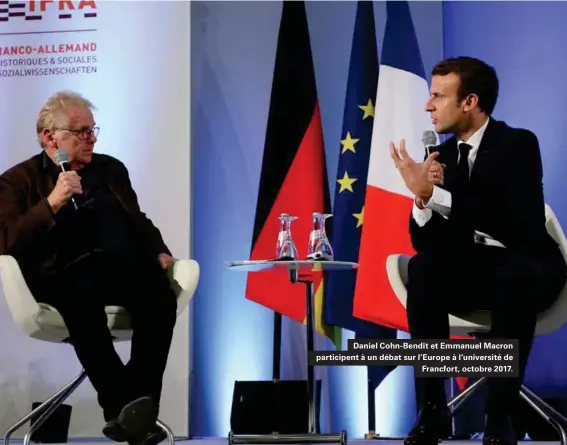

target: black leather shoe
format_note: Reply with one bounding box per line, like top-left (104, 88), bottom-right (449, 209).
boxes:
top-left (103, 397), bottom-right (158, 442)
top-left (483, 415), bottom-right (516, 445)
top-left (404, 403), bottom-right (452, 445)
top-left (128, 427), bottom-right (167, 445)
top-left (482, 435), bottom-right (516, 445)
top-left (103, 420), bottom-right (128, 442)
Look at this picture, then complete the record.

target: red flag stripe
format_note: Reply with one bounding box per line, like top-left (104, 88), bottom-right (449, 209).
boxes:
top-left (246, 104), bottom-right (327, 320)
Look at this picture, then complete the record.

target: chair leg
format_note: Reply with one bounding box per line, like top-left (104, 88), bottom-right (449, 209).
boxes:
top-left (5, 369), bottom-right (176, 445)
top-left (446, 377), bottom-right (487, 414)
top-left (3, 370), bottom-right (87, 445)
top-left (520, 385), bottom-right (567, 445)
top-left (156, 418), bottom-right (175, 445)
top-left (23, 370), bottom-right (88, 445)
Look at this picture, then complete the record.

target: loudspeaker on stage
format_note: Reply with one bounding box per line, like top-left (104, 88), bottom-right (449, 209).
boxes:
top-left (230, 380), bottom-right (322, 435)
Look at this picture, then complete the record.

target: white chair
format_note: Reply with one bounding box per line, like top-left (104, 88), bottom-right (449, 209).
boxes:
top-left (0, 255), bottom-right (200, 445)
top-left (386, 204), bottom-right (567, 445)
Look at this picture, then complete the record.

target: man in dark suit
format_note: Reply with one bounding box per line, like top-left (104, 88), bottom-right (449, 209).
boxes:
top-left (0, 91), bottom-right (178, 445)
top-left (390, 57), bottom-right (567, 445)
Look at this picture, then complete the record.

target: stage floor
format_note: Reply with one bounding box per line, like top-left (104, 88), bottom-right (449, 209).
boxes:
top-left (44, 439), bottom-right (558, 445)
top-left (187, 441), bottom-right (558, 445)
top-left (184, 441), bottom-right (556, 445)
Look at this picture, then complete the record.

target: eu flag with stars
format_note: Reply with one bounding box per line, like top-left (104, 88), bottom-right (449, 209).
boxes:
top-left (323, 0), bottom-right (397, 389)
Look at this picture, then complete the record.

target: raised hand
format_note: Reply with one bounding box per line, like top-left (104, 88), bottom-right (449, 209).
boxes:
top-left (390, 139), bottom-right (439, 200)
top-left (47, 171), bottom-right (82, 213)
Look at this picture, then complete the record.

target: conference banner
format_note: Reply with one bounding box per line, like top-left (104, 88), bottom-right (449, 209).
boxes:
top-left (0, 1), bottom-right (191, 438)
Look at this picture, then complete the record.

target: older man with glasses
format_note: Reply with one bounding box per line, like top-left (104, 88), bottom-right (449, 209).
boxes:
top-left (0, 90), bottom-right (177, 445)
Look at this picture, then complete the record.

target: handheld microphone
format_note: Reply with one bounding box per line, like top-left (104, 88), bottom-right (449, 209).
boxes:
top-left (422, 130), bottom-right (438, 156)
top-left (54, 149), bottom-right (78, 210)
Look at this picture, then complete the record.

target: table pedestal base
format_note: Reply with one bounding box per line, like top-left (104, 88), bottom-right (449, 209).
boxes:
top-left (228, 431), bottom-right (347, 445)
top-left (227, 267), bottom-right (347, 445)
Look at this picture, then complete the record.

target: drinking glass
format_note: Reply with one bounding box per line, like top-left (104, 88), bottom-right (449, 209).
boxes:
top-left (307, 213), bottom-right (333, 261)
top-left (276, 213), bottom-right (299, 260)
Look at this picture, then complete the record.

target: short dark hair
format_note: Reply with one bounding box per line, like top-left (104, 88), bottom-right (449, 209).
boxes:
top-left (432, 57), bottom-right (499, 115)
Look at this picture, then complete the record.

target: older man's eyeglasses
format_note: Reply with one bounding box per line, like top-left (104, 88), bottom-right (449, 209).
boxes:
top-left (56, 126), bottom-right (100, 141)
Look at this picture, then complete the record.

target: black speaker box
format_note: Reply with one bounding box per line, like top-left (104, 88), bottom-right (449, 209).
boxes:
top-left (30, 402), bottom-right (72, 443)
top-left (230, 380), bottom-right (321, 435)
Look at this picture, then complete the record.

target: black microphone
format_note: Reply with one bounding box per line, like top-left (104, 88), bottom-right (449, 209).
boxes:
top-left (54, 149), bottom-right (78, 210)
top-left (422, 130), bottom-right (438, 157)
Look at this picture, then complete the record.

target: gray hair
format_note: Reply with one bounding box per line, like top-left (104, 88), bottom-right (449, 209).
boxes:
top-left (36, 90), bottom-right (96, 149)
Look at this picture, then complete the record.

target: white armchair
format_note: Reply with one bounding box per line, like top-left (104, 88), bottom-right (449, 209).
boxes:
top-left (0, 256), bottom-right (200, 445)
top-left (385, 204), bottom-right (567, 444)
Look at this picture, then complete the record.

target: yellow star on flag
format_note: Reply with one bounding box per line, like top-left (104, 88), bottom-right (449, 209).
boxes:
top-left (353, 206), bottom-right (364, 228)
top-left (337, 171), bottom-right (357, 193)
top-left (340, 131), bottom-right (359, 154)
top-left (358, 99), bottom-right (375, 120)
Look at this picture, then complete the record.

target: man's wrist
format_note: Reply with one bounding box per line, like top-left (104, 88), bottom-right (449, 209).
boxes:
top-left (416, 184), bottom-right (434, 209)
top-left (46, 195), bottom-right (63, 214)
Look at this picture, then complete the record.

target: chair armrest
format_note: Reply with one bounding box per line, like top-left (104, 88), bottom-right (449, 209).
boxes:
top-left (0, 255), bottom-right (42, 335)
top-left (386, 254), bottom-right (411, 305)
top-left (0, 255), bottom-right (200, 329)
top-left (167, 259), bottom-right (200, 316)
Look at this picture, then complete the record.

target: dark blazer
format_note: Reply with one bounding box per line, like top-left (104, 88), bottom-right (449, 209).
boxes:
top-left (409, 118), bottom-right (558, 255)
top-left (0, 152), bottom-right (170, 274)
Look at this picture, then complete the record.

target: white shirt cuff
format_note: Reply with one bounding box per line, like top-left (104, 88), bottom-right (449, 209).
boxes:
top-left (424, 185), bottom-right (452, 218)
top-left (412, 201), bottom-right (432, 227)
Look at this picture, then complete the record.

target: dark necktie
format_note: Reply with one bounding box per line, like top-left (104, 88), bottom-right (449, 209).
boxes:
top-left (456, 143), bottom-right (472, 189)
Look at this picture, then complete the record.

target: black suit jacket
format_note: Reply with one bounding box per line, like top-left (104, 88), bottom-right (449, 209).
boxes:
top-left (409, 118), bottom-right (558, 255)
top-left (0, 152), bottom-right (171, 276)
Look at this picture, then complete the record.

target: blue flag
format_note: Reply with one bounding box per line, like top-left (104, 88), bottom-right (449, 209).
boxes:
top-left (323, 0), bottom-right (397, 390)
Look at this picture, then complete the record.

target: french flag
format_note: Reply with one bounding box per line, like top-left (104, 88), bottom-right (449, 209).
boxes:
top-left (353, 0), bottom-right (436, 332)
top-left (353, 1), bottom-right (469, 391)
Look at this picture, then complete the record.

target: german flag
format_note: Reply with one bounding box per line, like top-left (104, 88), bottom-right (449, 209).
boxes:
top-left (245, 1), bottom-right (337, 344)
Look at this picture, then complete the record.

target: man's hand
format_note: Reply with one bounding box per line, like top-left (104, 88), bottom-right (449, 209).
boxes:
top-left (390, 139), bottom-right (439, 200)
top-left (428, 160), bottom-right (445, 186)
top-left (47, 171), bottom-right (82, 213)
top-left (158, 253), bottom-right (176, 270)
top-left (415, 160), bottom-right (446, 209)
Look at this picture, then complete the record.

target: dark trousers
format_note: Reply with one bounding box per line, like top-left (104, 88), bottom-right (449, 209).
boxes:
top-left (406, 244), bottom-right (566, 421)
top-left (31, 253), bottom-right (178, 421)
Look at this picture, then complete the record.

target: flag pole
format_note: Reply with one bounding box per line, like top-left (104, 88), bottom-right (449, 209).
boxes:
top-left (272, 308), bottom-right (282, 437)
top-left (273, 311), bottom-right (282, 381)
top-left (366, 368), bottom-right (376, 438)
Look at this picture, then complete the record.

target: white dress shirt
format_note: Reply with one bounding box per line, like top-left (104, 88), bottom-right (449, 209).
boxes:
top-left (412, 117), bottom-right (489, 226)
top-left (411, 118), bottom-right (507, 249)
top-left (410, 117), bottom-right (504, 247)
